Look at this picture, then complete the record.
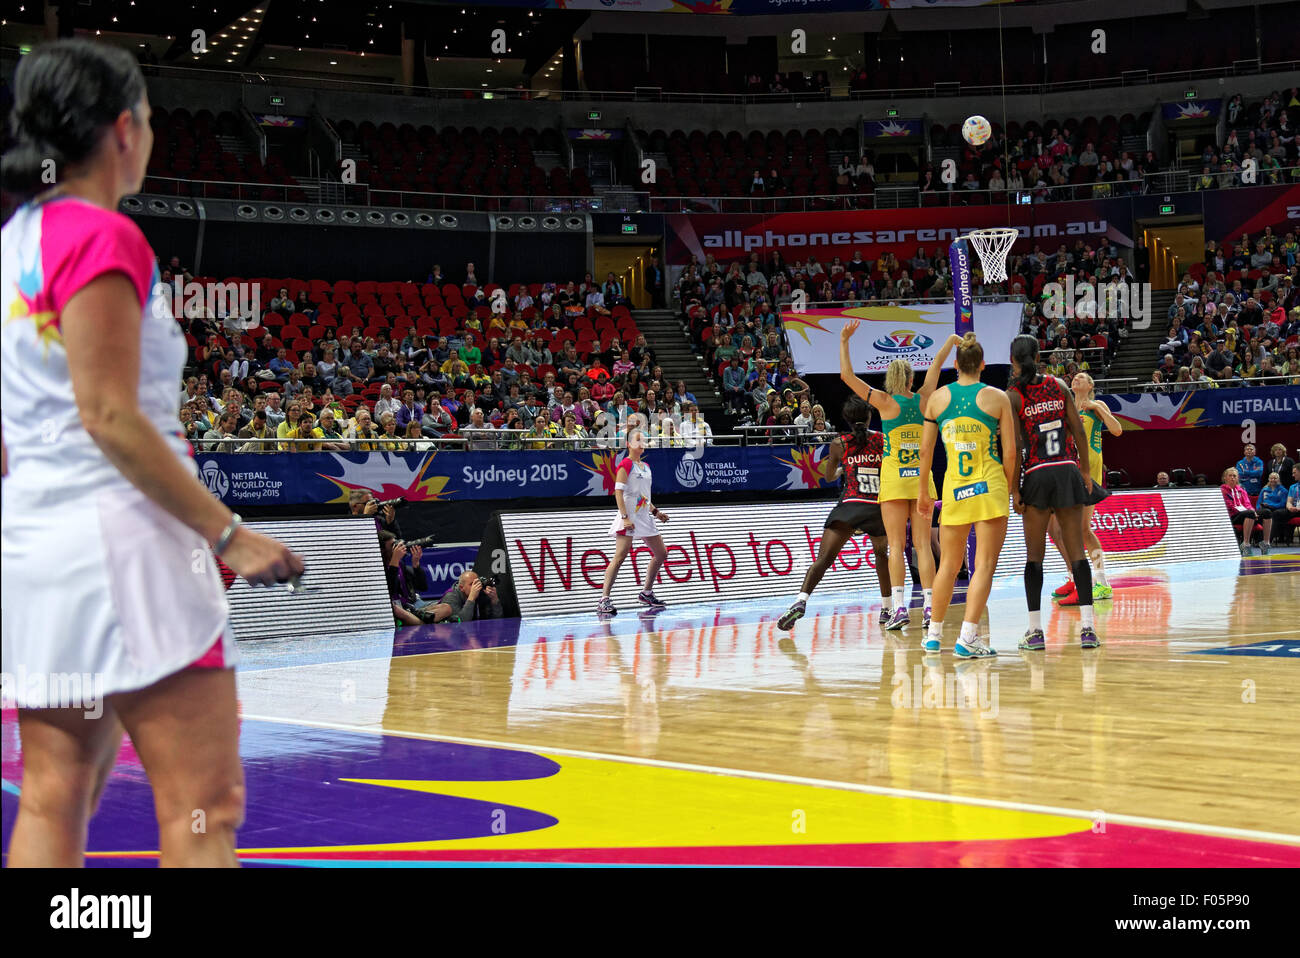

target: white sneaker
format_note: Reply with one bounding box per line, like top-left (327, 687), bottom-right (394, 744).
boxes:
top-left (954, 635), bottom-right (997, 658)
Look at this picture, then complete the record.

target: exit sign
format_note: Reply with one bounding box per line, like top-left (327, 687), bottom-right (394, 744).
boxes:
top-left (588, 111), bottom-right (601, 121)
top-left (886, 107), bottom-right (899, 117)
top-left (1184, 89), bottom-right (1197, 99)
top-left (269, 95), bottom-right (285, 106)
top-left (1159, 203), bottom-right (1175, 215)
top-left (621, 223), bottom-right (638, 234)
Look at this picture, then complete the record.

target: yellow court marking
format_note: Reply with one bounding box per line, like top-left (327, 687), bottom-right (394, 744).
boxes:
top-left (232, 753), bottom-right (1091, 855)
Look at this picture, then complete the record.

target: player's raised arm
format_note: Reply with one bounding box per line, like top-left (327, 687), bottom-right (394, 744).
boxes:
top-left (839, 319), bottom-right (886, 411)
top-left (920, 333), bottom-right (964, 400)
top-left (916, 390), bottom-right (941, 516)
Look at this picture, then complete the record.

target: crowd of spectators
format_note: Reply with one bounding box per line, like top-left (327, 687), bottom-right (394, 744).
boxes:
top-left (1148, 231), bottom-right (1300, 391)
top-left (921, 90), bottom-right (1299, 204)
top-left (675, 238), bottom-right (1132, 426)
top-left (176, 261), bottom-right (713, 453)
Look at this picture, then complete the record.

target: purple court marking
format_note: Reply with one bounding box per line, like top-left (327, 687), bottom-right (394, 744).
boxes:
top-left (3, 723), bottom-right (559, 862)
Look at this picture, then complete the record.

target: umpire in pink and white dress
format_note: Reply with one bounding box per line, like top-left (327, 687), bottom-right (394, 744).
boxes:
top-left (1, 40), bottom-right (303, 867)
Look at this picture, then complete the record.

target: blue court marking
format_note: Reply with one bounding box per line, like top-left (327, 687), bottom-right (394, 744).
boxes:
top-left (1186, 639), bottom-right (1300, 658)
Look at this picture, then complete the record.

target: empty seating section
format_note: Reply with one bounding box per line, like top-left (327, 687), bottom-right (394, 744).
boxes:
top-left (640, 127), bottom-right (859, 202)
top-left (333, 121), bottom-right (582, 205)
top-left (145, 107), bottom-right (301, 198)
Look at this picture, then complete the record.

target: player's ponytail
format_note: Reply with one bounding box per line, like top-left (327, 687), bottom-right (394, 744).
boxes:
top-left (955, 331), bottom-right (983, 375)
top-left (842, 396), bottom-right (872, 447)
top-left (884, 359), bottom-right (912, 396)
top-left (1, 39), bottom-right (146, 195)
top-left (1010, 334), bottom-right (1041, 391)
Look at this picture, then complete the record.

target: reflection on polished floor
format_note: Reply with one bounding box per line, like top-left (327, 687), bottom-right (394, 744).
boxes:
top-left (3, 557), bottom-right (1299, 866)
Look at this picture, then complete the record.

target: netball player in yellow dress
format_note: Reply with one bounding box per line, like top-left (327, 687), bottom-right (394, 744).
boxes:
top-left (840, 320), bottom-right (961, 632)
top-left (917, 333), bottom-right (1021, 658)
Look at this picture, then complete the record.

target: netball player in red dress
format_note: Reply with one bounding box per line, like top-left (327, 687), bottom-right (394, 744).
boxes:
top-left (1006, 335), bottom-right (1104, 651)
top-left (778, 397), bottom-right (893, 630)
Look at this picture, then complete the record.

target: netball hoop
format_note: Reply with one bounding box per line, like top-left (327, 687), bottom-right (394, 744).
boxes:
top-left (963, 227), bottom-right (1018, 284)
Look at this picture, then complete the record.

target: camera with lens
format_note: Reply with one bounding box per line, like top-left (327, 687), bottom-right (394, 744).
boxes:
top-left (402, 534), bottom-right (438, 549)
top-left (369, 496), bottom-right (406, 508)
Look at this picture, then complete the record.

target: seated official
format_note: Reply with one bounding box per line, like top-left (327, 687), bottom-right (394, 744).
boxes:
top-left (426, 570), bottom-right (503, 623)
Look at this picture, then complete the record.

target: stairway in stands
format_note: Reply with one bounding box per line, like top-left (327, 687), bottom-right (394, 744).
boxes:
top-left (633, 309), bottom-right (727, 428)
top-left (1102, 288), bottom-right (1175, 390)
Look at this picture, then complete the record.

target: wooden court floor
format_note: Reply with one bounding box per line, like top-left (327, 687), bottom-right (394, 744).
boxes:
top-left (3, 555), bottom-right (1298, 866)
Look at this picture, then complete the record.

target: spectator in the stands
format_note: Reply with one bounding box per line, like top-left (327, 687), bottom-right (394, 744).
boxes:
top-left (202, 409), bottom-right (242, 453)
top-left (269, 287), bottom-right (295, 316)
top-left (1155, 472), bottom-right (1171, 488)
top-left (314, 409), bottom-right (350, 452)
top-left (1236, 443), bottom-right (1265, 497)
top-left (395, 389), bottom-right (425, 431)
top-left (372, 383), bottom-right (398, 422)
top-left (749, 169), bottom-right (766, 194)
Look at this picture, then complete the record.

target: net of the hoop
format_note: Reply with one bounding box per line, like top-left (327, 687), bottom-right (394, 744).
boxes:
top-left (966, 229), bottom-right (1017, 283)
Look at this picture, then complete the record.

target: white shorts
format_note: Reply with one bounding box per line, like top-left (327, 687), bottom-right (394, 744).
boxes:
top-left (609, 511), bottom-right (661, 539)
top-left (2, 479), bottom-right (234, 708)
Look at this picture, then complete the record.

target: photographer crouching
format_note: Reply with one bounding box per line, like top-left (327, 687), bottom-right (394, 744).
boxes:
top-left (379, 531), bottom-right (440, 626)
top-left (427, 570), bottom-right (504, 624)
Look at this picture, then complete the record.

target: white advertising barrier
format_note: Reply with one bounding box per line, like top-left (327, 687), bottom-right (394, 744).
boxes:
top-left (783, 301), bottom-right (1023, 375)
top-left (224, 517), bottom-right (394, 640)
top-left (500, 488), bottom-right (1241, 618)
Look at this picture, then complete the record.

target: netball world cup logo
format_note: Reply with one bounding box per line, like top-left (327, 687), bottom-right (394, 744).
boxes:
top-left (200, 460), bottom-right (230, 498)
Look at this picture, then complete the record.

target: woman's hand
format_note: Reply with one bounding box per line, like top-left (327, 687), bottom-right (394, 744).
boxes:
top-left (841, 319), bottom-right (860, 342)
top-left (654, 508), bottom-right (670, 523)
top-left (917, 492), bottom-right (934, 517)
top-left (220, 527), bottom-right (305, 587)
top-left (389, 540), bottom-right (408, 567)
top-left (1012, 488), bottom-right (1025, 514)
top-left (622, 516), bottom-right (635, 531)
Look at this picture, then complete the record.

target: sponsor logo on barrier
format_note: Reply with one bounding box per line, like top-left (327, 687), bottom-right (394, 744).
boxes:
top-left (873, 330), bottom-right (935, 354)
top-left (1088, 494), bottom-right (1169, 552)
top-left (699, 220), bottom-right (1108, 254)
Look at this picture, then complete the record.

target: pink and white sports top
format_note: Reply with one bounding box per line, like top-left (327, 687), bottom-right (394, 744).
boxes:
top-left (1, 195), bottom-right (193, 496)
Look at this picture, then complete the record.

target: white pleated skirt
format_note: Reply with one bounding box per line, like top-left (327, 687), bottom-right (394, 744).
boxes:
top-left (2, 478), bottom-right (233, 708)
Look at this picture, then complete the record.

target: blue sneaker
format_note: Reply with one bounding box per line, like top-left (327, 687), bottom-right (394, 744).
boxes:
top-left (1019, 629), bottom-right (1046, 652)
top-left (954, 636), bottom-right (997, 658)
top-left (922, 632), bottom-right (941, 653)
top-left (1080, 627), bottom-right (1101, 649)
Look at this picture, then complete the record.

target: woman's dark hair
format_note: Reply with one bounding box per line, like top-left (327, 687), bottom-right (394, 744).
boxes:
top-left (842, 396), bottom-right (873, 447)
top-left (2, 39), bottom-right (146, 194)
top-left (1010, 334), bottom-right (1041, 390)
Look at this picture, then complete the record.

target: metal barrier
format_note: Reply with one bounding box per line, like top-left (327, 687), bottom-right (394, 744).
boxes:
top-left (134, 165), bottom-right (1300, 216)
top-left (194, 427), bottom-right (847, 454)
